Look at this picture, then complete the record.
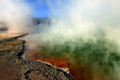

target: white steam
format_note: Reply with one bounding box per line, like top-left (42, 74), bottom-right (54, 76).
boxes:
top-left (27, 0), bottom-right (120, 45)
top-left (0, 0), bottom-right (32, 33)
top-left (25, 0), bottom-right (120, 80)
top-left (47, 0), bottom-right (120, 40)
top-left (2, 0), bottom-right (120, 79)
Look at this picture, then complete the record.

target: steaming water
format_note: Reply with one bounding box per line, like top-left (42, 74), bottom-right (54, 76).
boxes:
top-left (26, 33), bottom-right (120, 80)
top-left (25, 0), bottom-right (120, 79)
top-left (1, 0), bottom-right (120, 80)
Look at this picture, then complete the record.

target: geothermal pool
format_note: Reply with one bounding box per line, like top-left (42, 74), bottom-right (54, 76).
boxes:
top-left (26, 38), bottom-right (120, 80)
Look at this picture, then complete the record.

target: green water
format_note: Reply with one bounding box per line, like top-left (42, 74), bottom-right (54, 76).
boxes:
top-left (37, 37), bottom-right (120, 79)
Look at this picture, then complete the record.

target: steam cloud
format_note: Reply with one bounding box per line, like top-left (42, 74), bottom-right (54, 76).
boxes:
top-left (25, 0), bottom-right (120, 80)
top-left (1, 0), bottom-right (120, 80)
top-left (0, 0), bottom-right (32, 33)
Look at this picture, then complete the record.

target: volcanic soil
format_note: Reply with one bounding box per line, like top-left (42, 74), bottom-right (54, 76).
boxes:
top-left (0, 33), bottom-right (73, 80)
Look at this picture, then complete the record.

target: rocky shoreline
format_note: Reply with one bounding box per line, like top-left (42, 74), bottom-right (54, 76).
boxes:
top-left (0, 33), bottom-right (73, 80)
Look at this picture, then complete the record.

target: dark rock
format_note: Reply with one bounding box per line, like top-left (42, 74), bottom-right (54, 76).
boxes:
top-left (0, 33), bottom-right (73, 80)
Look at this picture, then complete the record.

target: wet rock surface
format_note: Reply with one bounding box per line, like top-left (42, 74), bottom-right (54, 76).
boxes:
top-left (0, 33), bottom-right (73, 80)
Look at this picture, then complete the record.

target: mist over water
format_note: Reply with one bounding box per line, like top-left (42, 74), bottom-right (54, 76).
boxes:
top-left (25, 0), bottom-right (120, 79)
top-left (1, 0), bottom-right (120, 80)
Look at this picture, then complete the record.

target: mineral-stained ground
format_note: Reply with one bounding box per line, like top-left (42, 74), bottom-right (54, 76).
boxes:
top-left (0, 33), bottom-right (73, 80)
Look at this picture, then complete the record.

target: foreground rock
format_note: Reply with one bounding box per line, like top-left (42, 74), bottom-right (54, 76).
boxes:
top-left (0, 33), bottom-right (73, 80)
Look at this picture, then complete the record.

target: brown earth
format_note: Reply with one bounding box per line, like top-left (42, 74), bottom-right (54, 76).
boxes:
top-left (0, 33), bottom-right (73, 80)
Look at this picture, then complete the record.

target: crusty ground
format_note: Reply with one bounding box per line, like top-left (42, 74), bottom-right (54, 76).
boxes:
top-left (0, 34), bottom-right (73, 80)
